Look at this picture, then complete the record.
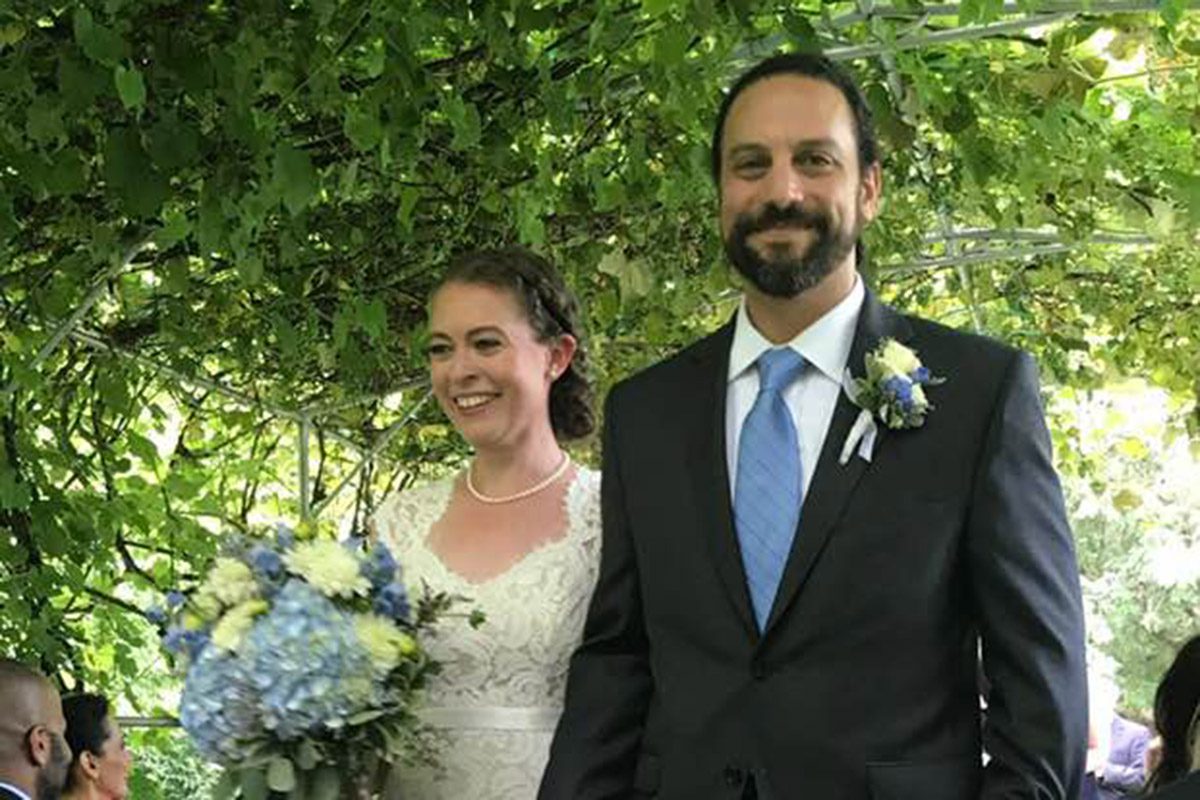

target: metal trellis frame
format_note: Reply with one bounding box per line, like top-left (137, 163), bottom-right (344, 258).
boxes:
top-left (829, 0), bottom-right (1165, 28)
top-left (1, 236), bottom-right (153, 400)
top-left (880, 239), bottom-right (1154, 273)
top-left (66, 326), bottom-right (431, 522)
top-left (310, 388), bottom-right (434, 518)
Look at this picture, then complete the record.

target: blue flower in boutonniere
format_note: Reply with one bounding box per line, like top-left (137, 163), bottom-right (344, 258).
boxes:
top-left (839, 339), bottom-right (944, 465)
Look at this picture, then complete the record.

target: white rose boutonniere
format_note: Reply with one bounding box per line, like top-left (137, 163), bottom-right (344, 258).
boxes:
top-left (839, 338), bottom-right (944, 465)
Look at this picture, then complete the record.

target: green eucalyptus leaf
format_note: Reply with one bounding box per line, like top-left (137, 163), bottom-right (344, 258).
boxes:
top-left (210, 769), bottom-right (238, 800)
top-left (266, 757), bottom-right (296, 793)
top-left (239, 768), bottom-right (268, 800)
top-left (295, 740), bottom-right (320, 771)
top-left (308, 767), bottom-right (340, 800)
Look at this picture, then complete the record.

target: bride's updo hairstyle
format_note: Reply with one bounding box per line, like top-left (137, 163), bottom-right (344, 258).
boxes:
top-left (436, 247), bottom-right (595, 441)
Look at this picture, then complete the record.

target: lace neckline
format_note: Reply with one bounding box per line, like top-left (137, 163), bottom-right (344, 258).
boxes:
top-left (414, 468), bottom-right (596, 590)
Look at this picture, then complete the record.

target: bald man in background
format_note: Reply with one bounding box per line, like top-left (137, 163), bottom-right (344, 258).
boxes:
top-left (0, 660), bottom-right (71, 800)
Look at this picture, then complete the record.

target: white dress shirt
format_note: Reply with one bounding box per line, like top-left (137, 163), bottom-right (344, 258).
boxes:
top-left (726, 275), bottom-right (865, 501)
top-left (0, 782), bottom-right (32, 800)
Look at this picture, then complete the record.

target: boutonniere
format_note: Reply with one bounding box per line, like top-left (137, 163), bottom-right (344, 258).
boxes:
top-left (839, 338), bottom-right (944, 465)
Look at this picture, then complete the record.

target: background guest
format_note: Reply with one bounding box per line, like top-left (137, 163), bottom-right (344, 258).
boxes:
top-left (61, 695), bottom-right (132, 800)
top-left (1086, 662), bottom-right (1153, 799)
top-left (1095, 712), bottom-right (1151, 799)
top-left (1144, 634), bottom-right (1200, 798)
top-left (0, 660), bottom-right (72, 800)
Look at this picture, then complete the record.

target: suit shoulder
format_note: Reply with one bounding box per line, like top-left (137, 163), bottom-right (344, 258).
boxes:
top-left (900, 312), bottom-right (1027, 374)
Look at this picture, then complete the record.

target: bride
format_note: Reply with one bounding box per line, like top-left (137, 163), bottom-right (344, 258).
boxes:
top-left (371, 247), bottom-right (601, 799)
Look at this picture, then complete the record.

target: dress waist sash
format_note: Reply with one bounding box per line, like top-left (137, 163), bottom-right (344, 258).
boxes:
top-left (420, 705), bottom-right (561, 731)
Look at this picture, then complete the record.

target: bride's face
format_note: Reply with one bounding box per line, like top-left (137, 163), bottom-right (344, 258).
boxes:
top-left (427, 281), bottom-right (562, 451)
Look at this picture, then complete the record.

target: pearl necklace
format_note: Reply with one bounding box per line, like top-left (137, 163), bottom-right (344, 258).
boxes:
top-left (466, 452), bottom-right (571, 504)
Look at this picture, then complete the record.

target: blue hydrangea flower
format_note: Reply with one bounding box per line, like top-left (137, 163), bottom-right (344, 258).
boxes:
top-left (183, 630), bottom-right (210, 658)
top-left (179, 647), bottom-right (261, 763)
top-left (274, 523), bottom-right (296, 550)
top-left (163, 626), bottom-right (188, 655)
top-left (241, 580), bottom-right (375, 740)
top-left (249, 545), bottom-right (284, 579)
top-left (146, 606), bottom-right (168, 626)
top-left (163, 627), bottom-right (210, 659)
top-left (166, 591), bottom-right (186, 609)
top-left (373, 581), bottom-right (410, 623)
top-left (363, 543), bottom-right (399, 591)
top-left (910, 366), bottom-right (931, 385)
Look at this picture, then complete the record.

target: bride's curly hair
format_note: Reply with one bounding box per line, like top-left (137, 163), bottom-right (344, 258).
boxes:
top-left (436, 247), bottom-right (595, 441)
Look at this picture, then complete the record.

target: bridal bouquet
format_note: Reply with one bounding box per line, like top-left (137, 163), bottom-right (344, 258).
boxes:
top-left (154, 525), bottom-right (468, 800)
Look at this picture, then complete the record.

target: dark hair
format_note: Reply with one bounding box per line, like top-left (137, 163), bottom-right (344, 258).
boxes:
top-left (710, 52), bottom-right (880, 183)
top-left (1148, 634), bottom-right (1200, 792)
top-left (62, 693), bottom-right (111, 793)
top-left (435, 247), bottom-right (595, 440)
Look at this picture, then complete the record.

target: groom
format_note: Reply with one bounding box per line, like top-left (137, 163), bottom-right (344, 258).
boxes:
top-left (540, 53), bottom-right (1087, 799)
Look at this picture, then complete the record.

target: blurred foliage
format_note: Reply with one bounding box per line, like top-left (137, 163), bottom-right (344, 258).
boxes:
top-left (1049, 383), bottom-right (1200, 714)
top-left (126, 728), bottom-right (220, 800)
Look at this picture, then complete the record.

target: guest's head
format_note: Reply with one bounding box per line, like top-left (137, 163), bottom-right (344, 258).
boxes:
top-left (1148, 633), bottom-right (1200, 790)
top-left (0, 659), bottom-right (72, 800)
top-left (711, 52), bottom-right (882, 299)
top-left (428, 247), bottom-right (593, 452)
top-left (61, 694), bottom-right (132, 800)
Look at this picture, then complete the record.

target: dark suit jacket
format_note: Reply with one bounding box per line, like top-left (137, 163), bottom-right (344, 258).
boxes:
top-left (540, 289), bottom-right (1088, 800)
top-left (1145, 772), bottom-right (1200, 800)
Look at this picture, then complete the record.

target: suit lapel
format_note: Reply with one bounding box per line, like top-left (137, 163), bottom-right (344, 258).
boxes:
top-left (684, 320), bottom-right (759, 638)
top-left (762, 289), bottom-right (913, 637)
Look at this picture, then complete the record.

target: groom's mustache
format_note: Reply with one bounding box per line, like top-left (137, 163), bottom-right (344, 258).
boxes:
top-left (736, 202), bottom-right (831, 237)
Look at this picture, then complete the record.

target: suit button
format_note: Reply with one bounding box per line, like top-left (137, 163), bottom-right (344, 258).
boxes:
top-left (751, 659), bottom-right (767, 680)
top-left (723, 766), bottom-right (745, 787)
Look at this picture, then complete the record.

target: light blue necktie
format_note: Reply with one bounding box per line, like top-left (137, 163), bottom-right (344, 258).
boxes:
top-left (734, 347), bottom-right (806, 631)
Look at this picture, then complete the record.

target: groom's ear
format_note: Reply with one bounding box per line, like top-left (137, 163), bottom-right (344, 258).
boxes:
top-left (859, 160), bottom-right (883, 222)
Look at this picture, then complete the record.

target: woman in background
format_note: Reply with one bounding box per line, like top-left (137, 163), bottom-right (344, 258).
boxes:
top-left (61, 694), bottom-right (133, 800)
top-left (1144, 633), bottom-right (1200, 798)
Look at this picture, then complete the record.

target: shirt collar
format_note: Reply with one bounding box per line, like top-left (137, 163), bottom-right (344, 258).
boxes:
top-left (728, 273), bottom-right (865, 384)
top-left (0, 781), bottom-right (32, 800)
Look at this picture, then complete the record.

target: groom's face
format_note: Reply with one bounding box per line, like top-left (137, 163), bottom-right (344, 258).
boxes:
top-left (718, 74), bottom-right (880, 297)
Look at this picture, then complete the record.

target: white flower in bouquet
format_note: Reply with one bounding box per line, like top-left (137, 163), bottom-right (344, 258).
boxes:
top-left (191, 557), bottom-right (259, 623)
top-left (284, 540), bottom-right (371, 598)
top-left (210, 599), bottom-right (268, 652)
top-left (354, 613), bottom-right (416, 674)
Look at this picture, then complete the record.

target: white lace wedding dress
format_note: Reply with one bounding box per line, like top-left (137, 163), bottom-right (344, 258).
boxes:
top-left (372, 467), bottom-right (601, 799)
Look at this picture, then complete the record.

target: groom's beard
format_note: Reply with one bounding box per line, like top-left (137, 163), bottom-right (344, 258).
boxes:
top-left (36, 734), bottom-right (70, 800)
top-left (724, 200), bottom-right (860, 298)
